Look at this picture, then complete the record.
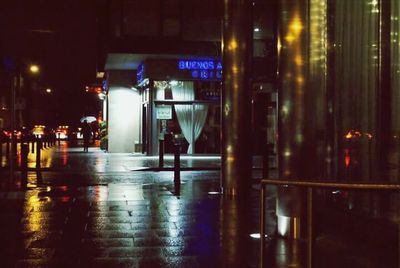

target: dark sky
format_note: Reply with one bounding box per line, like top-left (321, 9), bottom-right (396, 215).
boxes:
top-left (1, 0), bottom-right (98, 125)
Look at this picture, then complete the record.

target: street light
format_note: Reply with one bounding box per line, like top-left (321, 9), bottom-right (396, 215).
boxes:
top-left (46, 88), bottom-right (52, 93)
top-left (10, 63), bottom-right (41, 180)
top-left (29, 64), bottom-right (40, 74)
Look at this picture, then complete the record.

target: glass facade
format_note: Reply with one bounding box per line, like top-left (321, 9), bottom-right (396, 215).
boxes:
top-left (153, 80), bottom-right (221, 154)
top-left (333, 0), bottom-right (380, 180)
top-left (326, 0), bottom-right (400, 217)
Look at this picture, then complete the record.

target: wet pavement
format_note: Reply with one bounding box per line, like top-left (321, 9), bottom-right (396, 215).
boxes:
top-left (0, 141), bottom-right (398, 267)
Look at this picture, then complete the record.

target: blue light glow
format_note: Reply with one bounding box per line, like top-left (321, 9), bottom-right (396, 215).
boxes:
top-left (178, 59), bottom-right (222, 80)
top-left (200, 70), bottom-right (209, 79)
top-left (102, 79), bottom-right (107, 90)
top-left (137, 62), bottom-right (145, 84)
top-left (179, 60), bottom-right (216, 70)
top-left (191, 70), bottom-right (199, 78)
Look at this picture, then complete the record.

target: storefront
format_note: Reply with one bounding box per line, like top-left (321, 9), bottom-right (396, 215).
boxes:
top-left (137, 58), bottom-right (222, 155)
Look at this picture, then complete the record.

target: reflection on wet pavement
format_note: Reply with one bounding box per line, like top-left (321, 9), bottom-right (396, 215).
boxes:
top-left (0, 141), bottom-right (397, 267)
top-left (0, 178), bottom-right (264, 267)
top-left (0, 176), bottom-right (396, 267)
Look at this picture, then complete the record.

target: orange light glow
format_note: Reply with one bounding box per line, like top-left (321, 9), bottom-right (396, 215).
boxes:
top-left (228, 39), bottom-right (238, 50)
top-left (29, 64), bottom-right (40, 74)
top-left (345, 132), bottom-right (352, 139)
top-left (289, 18), bottom-right (303, 35)
top-left (344, 149), bottom-right (350, 168)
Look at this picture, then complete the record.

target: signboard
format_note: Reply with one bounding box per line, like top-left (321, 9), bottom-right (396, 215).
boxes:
top-left (137, 62), bottom-right (145, 84)
top-left (156, 105), bottom-right (172, 120)
top-left (178, 59), bottom-right (222, 80)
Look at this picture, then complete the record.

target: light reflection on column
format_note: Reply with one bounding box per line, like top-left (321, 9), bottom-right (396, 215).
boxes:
top-left (391, 0), bottom-right (400, 143)
top-left (277, 0), bottom-right (307, 239)
top-left (221, 0), bottom-right (252, 198)
top-left (389, 0), bottom-right (400, 219)
top-left (333, 0), bottom-right (381, 213)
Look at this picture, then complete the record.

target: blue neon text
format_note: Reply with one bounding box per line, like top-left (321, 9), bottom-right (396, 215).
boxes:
top-left (137, 63), bottom-right (145, 83)
top-left (178, 59), bottom-right (222, 80)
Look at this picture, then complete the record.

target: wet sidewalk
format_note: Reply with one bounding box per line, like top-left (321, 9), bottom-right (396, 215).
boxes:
top-left (0, 141), bottom-right (396, 267)
top-left (0, 142), bottom-right (263, 267)
top-left (0, 141), bottom-right (222, 172)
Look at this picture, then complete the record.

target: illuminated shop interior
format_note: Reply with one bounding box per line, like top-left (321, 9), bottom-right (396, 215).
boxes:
top-left (104, 56), bottom-right (223, 155)
top-left (137, 58), bottom-right (222, 155)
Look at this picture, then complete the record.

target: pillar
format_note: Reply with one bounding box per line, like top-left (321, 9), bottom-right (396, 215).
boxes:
top-left (221, 0), bottom-right (252, 197)
top-left (276, 0), bottom-right (329, 238)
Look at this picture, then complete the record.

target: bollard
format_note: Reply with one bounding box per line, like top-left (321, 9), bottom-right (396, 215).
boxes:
top-left (21, 143), bottom-right (29, 188)
top-left (31, 139), bottom-right (35, 154)
top-left (159, 137), bottom-right (165, 168)
top-left (36, 140), bottom-right (42, 169)
top-left (174, 143), bottom-right (181, 195)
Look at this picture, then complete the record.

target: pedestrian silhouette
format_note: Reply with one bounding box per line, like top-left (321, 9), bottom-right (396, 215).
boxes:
top-left (82, 120), bottom-right (92, 152)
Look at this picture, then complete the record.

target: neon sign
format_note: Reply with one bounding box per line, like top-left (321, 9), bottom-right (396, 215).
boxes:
top-left (137, 62), bottom-right (145, 84)
top-left (178, 60), bottom-right (222, 80)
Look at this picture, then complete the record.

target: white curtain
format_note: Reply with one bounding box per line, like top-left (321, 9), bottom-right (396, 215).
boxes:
top-left (171, 81), bottom-right (208, 154)
top-left (154, 81), bottom-right (168, 100)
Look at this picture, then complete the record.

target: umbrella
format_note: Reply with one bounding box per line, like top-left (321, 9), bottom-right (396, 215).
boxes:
top-left (80, 116), bottom-right (97, 123)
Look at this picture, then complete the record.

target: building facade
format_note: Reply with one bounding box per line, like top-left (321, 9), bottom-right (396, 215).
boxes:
top-left (97, 0), bottom-right (400, 239)
top-left (97, 0), bottom-right (276, 155)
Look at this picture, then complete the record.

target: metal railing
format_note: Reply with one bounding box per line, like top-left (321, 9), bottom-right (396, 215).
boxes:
top-left (259, 179), bottom-right (400, 268)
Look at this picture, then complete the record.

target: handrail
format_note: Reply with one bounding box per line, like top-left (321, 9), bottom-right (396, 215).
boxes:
top-left (260, 179), bottom-right (400, 190)
top-left (259, 179), bottom-right (400, 268)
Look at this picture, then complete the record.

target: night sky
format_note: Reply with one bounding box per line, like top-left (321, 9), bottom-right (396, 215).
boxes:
top-left (1, 0), bottom-right (98, 125)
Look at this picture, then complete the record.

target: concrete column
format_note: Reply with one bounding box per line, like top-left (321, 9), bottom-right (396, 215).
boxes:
top-left (276, 0), bottom-right (329, 238)
top-left (107, 70), bottom-right (141, 153)
top-left (221, 0), bottom-right (252, 198)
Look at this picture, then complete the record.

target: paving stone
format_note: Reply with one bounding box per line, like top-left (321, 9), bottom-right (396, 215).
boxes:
top-left (81, 238), bottom-right (134, 248)
top-left (84, 257), bottom-right (138, 268)
top-left (0, 145), bottom-right (395, 267)
top-left (18, 248), bottom-right (56, 259)
top-left (86, 222), bottom-right (132, 231)
top-left (83, 230), bottom-right (134, 239)
top-left (108, 247), bottom-right (162, 258)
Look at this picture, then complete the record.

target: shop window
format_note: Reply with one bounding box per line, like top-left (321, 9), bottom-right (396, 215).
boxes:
top-left (154, 80), bottom-right (221, 154)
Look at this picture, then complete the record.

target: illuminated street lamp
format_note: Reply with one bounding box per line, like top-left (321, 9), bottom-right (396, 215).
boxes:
top-left (29, 64), bottom-right (40, 74)
top-left (46, 88), bottom-right (52, 93)
top-left (10, 63), bottom-right (41, 180)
